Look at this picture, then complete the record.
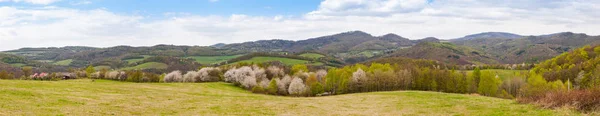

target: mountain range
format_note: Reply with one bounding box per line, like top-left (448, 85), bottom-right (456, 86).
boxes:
top-left (2, 31), bottom-right (599, 72)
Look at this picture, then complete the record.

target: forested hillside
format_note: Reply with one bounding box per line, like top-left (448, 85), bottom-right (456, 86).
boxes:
top-left (452, 32), bottom-right (600, 63)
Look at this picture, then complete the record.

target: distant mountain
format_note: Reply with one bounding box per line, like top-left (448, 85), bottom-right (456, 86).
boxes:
top-left (210, 43), bottom-right (226, 48)
top-left (5, 46), bottom-right (98, 61)
top-left (219, 31), bottom-right (420, 63)
top-left (453, 32), bottom-right (522, 41)
top-left (452, 32), bottom-right (600, 63)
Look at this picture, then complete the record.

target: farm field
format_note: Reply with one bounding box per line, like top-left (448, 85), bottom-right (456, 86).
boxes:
top-left (124, 55), bottom-right (153, 65)
top-left (0, 79), bottom-right (578, 115)
top-left (186, 55), bottom-right (242, 64)
top-left (235, 56), bottom-right (322, 65)
top-left (299, 53), bottom-right (325, 59)
top-left (120, 62), bottom-right (168, 70)
top-left (53, 59), bottom-right (73, 66)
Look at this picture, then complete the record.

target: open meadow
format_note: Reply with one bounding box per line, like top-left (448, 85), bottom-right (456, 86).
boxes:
top-left (0, 79), bottom-right (578, 115)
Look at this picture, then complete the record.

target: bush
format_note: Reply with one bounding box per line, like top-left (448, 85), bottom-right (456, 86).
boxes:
top-left (242, 75), bottom-right (257, 89)
top-left (266, 66), bottom-right (285, 79)
top-left (198, 67), bottom-right (221, 82)
top-left (277, 75), bottom-right (292, 95)
top-left (224, 66), bottom-right (266, 86)
top-left (519, 89), bottom-right (600, 112)
top-left (288, 77), bottom-right (307, 96)
top-left (183, 71), bottom-right (200, 82)
top-left (251, 86), bottom-right (265, 93)
top-left (266, 79), bottom-right (278, 95)
top-left (164, 70), bottom-right (183, 83)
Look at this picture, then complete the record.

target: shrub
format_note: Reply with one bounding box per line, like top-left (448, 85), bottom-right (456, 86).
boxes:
top-left (310, 82), bottom-right (324, 96)
top-left (224, 66), bottom-right (266, 86)
top-left (291, 64), bottom-right (308, 75)
top-left (266, 66), bottom-right (285, 79)
top-left (520, 89), bottom-right (600, 112)
top-left (477, 72), bottom-right (499, 96)
top-left (277, 75), bottom-right (292, 95)
top-left (183, 71), bottom-right (200, 82)
top-left (251, 86), bottom-right (265, 93)
top-left (106, 71), bottom-right (120, 80)
top-left (242, 75), bottom-right (257, 89)
top-left (288, 77), bottom-right (307, 96)
top-left (259, 79), bottom-right (269, 89)
top-left (315, 69), bottom-right (327, 83)
top-left (266, 78), bottom-right (278, 95)
top-left (352, 68), bottom-right (366, 83)
top-left (198, 67), bottom-right (221, 82)
top-left (164, 70), bottom-right (183, 83)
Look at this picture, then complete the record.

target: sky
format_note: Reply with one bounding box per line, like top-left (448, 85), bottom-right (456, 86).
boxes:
top-left (0, 0), bottom-right (599, 51)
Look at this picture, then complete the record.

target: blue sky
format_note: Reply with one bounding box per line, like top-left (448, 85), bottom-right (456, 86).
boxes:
top-left (0, 0), bottom-right (322, 19)
top-left (0, 0), bottom-right (598, 50)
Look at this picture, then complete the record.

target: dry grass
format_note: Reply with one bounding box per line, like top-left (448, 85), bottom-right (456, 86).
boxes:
top-left (0, 79), bottom-right (580, 115)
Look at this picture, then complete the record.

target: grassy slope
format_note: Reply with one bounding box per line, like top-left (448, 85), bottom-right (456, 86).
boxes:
top-left (9, 63), bottom-right (25, 67)
top-left (299, 53), bottom-right (325, 59)
top-left (120, 62), bottom-right (168, 70)
top-left (186, 55), bottom-right (241, 64)
top-left (236, 57), bottom-right (322, 65)
top-left (53, 59), bottom-right (73, 66)
top-left (94, 66), bottom-right (112, 70)
top-left (124, 55), bottom-right (152, 65)
top-left (0, 79), bottom-right (578, 115)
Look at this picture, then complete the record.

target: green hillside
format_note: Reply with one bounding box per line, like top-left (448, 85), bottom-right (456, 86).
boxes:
top-left (53, 59), bottom-right (73, 66)
top-left (0, 79), bottom-right (577, 115)
top-left (235, 57), bottom-right (322, 65)
top-left (299, 53), bottom-right (325, 59)
top-left (186, 55), bottom-right (242, 64)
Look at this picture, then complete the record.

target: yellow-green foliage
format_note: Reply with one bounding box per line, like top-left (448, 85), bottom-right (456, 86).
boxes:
top-left (533, 45), bottom-right (600, 89)
top-left (291, 64), bottom-right (308, 75)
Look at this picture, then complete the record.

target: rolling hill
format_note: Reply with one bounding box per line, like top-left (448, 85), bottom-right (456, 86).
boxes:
top-left (452, 32), bottom-right (600, 63)
top-left (3, 31), bottom-right (600, 69)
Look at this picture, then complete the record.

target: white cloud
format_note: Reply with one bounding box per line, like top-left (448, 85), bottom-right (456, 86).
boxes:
top-left (70, 0), bottom-right (91, 5)
top-left (309, 0), bottom-right (429, 16)
top-left (1, 0), bottom-right (600, 50)
top-left (0, 0), bottom-right (61, 5)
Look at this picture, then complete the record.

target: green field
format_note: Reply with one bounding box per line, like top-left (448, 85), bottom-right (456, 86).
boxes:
top-left (0, 79), bottom-right (578, 115)
top-left (53, 59), bottom-right (73, 66)
top-left (466, 69), bottom-right (528, 80)
top-left (299, 53), bottom-right (325, 59)
top-left (94, 65), bottom-right (112, 70)
top-left (236, 57), bottom-right (322, 65)
top-left (120, 62), bottom-right (168, 70)
top-left (9, 63), bottom-right (25, 67)
top-left (124, 55), bottom-right (152, 65)
top-left (186, 55), bottom-right (242, 64)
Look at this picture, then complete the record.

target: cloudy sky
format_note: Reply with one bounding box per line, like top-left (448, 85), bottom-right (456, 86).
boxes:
top-left (0, 0), bottom-right (599, 51)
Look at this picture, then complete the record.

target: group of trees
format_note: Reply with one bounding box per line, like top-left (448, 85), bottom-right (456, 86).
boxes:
top-left (517, 45), bottom-right (600, 112)
top-left (163, 67), bottom-right (222, 83)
